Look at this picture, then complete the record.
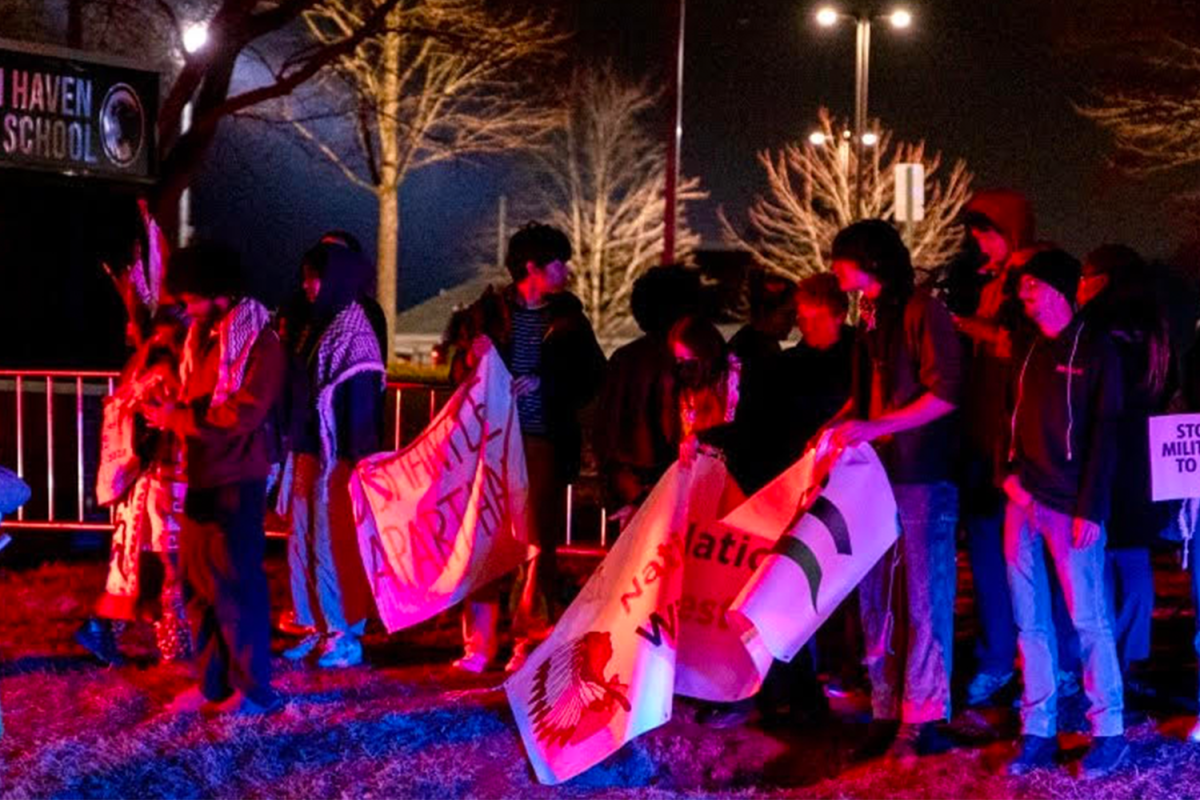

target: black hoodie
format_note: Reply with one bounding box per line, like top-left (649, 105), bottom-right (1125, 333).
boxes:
top-left (1009, 316), bottom-right (1123, 524)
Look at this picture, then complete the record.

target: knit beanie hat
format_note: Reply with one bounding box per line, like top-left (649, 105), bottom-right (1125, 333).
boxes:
top-left (1018, 249), bottom-right (1080, 306)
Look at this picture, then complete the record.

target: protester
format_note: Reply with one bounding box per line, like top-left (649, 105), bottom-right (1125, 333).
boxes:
top-left (146, 243), bottom-right (286, 715)
top-left (316, 230), bottom-right (390, 361)
top-left (951, 191), bottom-right (1041, 706)
top-left (594, 265), bottom-right (699, 528)
top-left (1078, 245), bottom-right (1172, 696)
top-left (728, 272), bottom-right (795, 382)
top-left (452, 223), bottom-right (605, 673)
top-left (1180, 335), bottom-right (1200, 742)
top-left (78, 306), bottom-right (192, 666)
top-left (669, 315), bottom-right (740, 465)
top-left (725, 272), bottom-right (858, 727)
top-left (282, 243), bottom-right (384, 669)
top-left (825, 219), bottom-right (963, 766)
top-left (731, 272), bottom-right (856, 494)
top-left (1003, 249), bottom-right (1127, 777)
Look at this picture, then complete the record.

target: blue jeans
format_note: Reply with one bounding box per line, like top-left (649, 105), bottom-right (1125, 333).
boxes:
top-left (1105, 547), bottom-right (1153, 674)
top-left (1004, 499), bottom-right (1123, 737)
top-left (859, 482), bottom-right (958, 724)
top-left (967, 509), bottom-right (1081, 678)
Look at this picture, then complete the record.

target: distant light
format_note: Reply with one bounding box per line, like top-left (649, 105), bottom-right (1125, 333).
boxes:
top-left (809, 131), bottom-right (828, 146)
top-left (842, 129), bottom-right (853, 140)
top-left (862, 132), bottom-right (879, 146)
top-left (183, 22), bottom-right (209, 54)
top-left (889, 8), bottom-right (912, 28)
top-left (816, 7), bottom-right (839, 27)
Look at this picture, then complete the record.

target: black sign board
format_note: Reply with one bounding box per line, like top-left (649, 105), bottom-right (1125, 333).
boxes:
top-left (0, 38), bottom-right (158, 182)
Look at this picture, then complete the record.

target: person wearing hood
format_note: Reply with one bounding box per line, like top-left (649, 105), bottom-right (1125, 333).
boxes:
top-left (282, 243), bottom-right (385, 669)
top-left (952, 189), bottom-right (1048, 708)
top-left (1003, 249), bottom-right (1127, 778)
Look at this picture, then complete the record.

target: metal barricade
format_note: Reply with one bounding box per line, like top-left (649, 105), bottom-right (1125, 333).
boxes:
top-left (0, 371), bottom-right (609, 555)
top-left (0, 369), bottom-right (118, 531)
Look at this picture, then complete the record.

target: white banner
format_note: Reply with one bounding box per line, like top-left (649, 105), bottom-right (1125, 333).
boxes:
top-left (1149, 414), bottom-right (1200, 502)
top-left (728, 442), bottom-right (898, 663)
top-left (506, 456), bottom-right (729, 786)
top-left (350, 341), bottom-right (532, 632)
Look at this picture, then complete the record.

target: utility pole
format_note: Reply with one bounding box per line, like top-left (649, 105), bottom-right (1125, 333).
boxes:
top-left (662, 0), bottom-right (685, 264)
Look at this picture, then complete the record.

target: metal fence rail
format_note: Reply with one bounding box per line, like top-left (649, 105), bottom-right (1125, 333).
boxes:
top-left (0, 369), bottom-right (607, 552)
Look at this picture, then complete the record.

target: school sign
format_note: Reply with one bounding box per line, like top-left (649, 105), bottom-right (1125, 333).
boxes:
top-left (0, 39), bottom-right (157, 181)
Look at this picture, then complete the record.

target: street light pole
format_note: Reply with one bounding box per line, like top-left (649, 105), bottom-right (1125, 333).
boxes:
top-left (853, 15), bottom-right (870, 221)
top-left (663, 0), bottom-right (685, 265)
top-left (817, 6), bottom-right (911, 221)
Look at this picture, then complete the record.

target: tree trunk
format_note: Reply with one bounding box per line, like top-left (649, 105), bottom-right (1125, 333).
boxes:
top-left (376, 186), bottom-right (399, 362)
top-left (372, 15), bottom-right (403, 361)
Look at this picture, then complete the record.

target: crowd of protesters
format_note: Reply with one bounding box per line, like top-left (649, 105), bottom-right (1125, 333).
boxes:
top-left (61, 191), bottom-right (1200, 781)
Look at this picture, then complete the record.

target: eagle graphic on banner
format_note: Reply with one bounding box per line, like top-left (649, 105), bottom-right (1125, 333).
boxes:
top-left (529, 631), bottom-right (631, 749)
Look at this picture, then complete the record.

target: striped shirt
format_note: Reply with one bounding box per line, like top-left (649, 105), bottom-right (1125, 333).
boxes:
top-left (510, 304), bottom-right (549, 434)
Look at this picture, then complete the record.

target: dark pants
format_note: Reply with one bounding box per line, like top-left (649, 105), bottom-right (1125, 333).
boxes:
top-left (181, 480), bottom-right (275, 706)
top-left (1105, 547), bottom-right (1153, 675)
top-left (965, 510), bottom-right (1017, 676)
top-left (512, 435), bottom-right (567, 636)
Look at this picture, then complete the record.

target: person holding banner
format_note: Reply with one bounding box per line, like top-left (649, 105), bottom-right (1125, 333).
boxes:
top-left (453, 223), bottom-right (605, 673)
top-left (825, 220), bottom-right (963, 766)
top-left (145, 244), bottom-right (286, 716)
top-left (282, 243), bottom-right (384, 669)
top-left (80, 306), bottom-right (192, 666)
top-left (1003, 249), bottom-right (1127, 778)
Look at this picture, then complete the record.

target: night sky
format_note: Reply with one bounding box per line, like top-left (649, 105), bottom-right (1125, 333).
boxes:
top-left (193, 0), bottom-right (1196, 312)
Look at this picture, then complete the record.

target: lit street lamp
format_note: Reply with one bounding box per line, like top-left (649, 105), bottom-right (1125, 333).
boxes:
top-left (809, 126), bottom-right (878, 178)
top-left (814, 5), bottom-right (912, 220)
top-left (182, 22), bottom-right (209, 55)
top-left (179, 21), bottom-right (210, 246)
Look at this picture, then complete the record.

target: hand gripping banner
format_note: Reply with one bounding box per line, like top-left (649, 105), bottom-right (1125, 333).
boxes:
top-left (727, 441), bottom-right (899, 663)
top-left (506, 455), bottom-right (730, 786)
top-left (350, 341), bottom-right (532, 633)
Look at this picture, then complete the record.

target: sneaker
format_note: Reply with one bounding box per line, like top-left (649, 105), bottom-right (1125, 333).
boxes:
top-left (283, 633), bottom-right (324, 661)
top-left (1080, 735), bottom-right (1128, 779)
top-left (851, 719), bottom-right (900, 763)
top-left (696, 699), bottom-right (755, 729)
top-left (966, 670), bottom-right (1014, 707)
top-left (1007, 734), bottom-right (1059, 776)
top-left (452, 652), bottom-right (493, 674)
top-left (505, 639), bottom-right (539, 674)
top-left (317, 635), bottom-right (363, 669)
top-left (74, 618), bottom-right (122, 666)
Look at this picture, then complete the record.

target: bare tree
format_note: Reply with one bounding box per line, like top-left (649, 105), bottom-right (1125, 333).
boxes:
top-left (0, 0), bottom-right (417, 230)
top-left (719, 108), bottom-right (972, 281)
top-left (533, 67), bottom-right (704, 336)
top-left (1074, 10), bottom-right (1200, 180)
top-left (285, 0), bottom-right (563, 346)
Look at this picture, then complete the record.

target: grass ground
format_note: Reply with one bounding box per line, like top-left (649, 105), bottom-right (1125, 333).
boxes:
top-left (3, 549), bottom-right (1200, 799)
